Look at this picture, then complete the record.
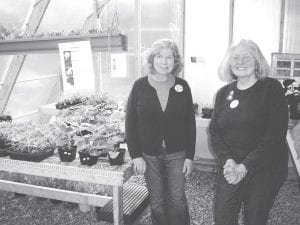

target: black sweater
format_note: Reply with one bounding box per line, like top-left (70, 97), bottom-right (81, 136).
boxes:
top-left (125, 76), bottom-right (196, 159)
top-left (209, 77), bottom-right (289, 174)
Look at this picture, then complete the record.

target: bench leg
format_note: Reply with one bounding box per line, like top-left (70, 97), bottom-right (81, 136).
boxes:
top-left (78, 203), bottom-right (91, 212)
top-left (113, 186), bottom-right (123, 225)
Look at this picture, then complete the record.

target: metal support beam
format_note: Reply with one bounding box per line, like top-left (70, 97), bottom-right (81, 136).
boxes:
top-left (0, 0), bottom-right (50, 114)
top-left (135, 0), bottom-right (142, 79)
top-left (91, 0), bottom-right (113, 93)
top-left (279, 0), bottom-right (286, 53)
top-left (82, 0), bottom-right (112, 32)
top-left (229, 0), bottom-right (235, 47)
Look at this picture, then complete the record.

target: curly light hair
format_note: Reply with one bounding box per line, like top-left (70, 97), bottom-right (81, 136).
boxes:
top-left (218, 39), bottom-right (271, 82)
top-left (143, 39), bottom-right (183, 76)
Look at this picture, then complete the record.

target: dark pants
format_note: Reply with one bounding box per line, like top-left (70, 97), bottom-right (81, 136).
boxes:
top-left (143, 151), bottom-right (190, 225)
top-left (214, 167), bottom-right (287, 225)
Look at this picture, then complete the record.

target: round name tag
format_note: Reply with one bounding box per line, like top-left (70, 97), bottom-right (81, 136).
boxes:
top-left (174, 84), bottom-right (183, 92)
top-left (230, 99), bottom-right (239, 108)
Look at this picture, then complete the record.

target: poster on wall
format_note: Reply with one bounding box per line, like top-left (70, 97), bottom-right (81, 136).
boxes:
top-left (58, 41), bottom-right (95, 95)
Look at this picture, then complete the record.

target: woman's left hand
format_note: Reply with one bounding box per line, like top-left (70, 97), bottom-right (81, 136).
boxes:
top-left (183, 159), bottom-right (193, 177)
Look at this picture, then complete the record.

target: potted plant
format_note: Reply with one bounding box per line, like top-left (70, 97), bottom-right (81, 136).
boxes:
top-left (53, 121), bottom-right (79, 162)
top-left (108, 148), bottom-right (126, 166)
top-left (78, 146), bottom-right (98, 166)
top-left (57, 135), bottom-right (77, 162)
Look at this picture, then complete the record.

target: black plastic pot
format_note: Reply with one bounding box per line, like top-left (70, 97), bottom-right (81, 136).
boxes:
top-left (78, 149), bottom-right (98, 166)
top-left (58, 145), bottom-right (77, 162)
top-left (108, 148), bottom-right (126, 166)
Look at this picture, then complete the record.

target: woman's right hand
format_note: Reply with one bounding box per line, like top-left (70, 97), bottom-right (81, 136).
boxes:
top-left (223, 159), bottom-right (247, 184)
top-left (132, 157), bottom-right (146, 175)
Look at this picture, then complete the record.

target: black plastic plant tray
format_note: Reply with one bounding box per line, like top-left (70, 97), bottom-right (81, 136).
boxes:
top-left (8, 149), bottom-right (54, 162)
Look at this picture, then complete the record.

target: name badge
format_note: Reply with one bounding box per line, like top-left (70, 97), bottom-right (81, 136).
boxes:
top-left (175, 84), bottom-right (183, 92)
top-left (230, 99), bottom-right (239, 108)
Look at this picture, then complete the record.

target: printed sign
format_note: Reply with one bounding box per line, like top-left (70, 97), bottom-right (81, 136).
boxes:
top-left (58, 41), bottom-right (95, 94)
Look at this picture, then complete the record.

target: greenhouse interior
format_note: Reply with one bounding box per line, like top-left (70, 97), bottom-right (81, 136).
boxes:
top-left (0, 0), bottom-right (299, 225)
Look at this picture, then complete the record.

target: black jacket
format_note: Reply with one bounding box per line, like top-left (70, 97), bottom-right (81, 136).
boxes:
top-left (125, 76), bottom-right (196, 159)
top-left (209, 77), bottom-right (289, 174)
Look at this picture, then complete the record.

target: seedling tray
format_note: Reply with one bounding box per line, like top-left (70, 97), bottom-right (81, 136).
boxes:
top-left (8, 149), bottom-right (54, 162)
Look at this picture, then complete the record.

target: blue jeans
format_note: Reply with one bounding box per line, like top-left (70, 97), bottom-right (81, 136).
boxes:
top-left (142, 150), bottom-right (190, 225)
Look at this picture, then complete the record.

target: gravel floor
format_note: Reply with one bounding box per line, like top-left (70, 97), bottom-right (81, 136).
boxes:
top-left (0, 170), bottom-right (299, 225)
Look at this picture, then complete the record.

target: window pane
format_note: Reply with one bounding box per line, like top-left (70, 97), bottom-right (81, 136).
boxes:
top-left (234, 0), bottom-right (282, 63)
top-left (294, 61), bottom-right (300, 68)
top-left (0, 0), bottom-right (32, 30)
top-left (284, 0), bottom-right (300, 53)
top-left (38, 0), bottom-right (92, 34)
top-left (141, 0), bottom-right (184, 52)
top-left (99, 0), bottom-right (185, 99)
top-left (277, 61), bottom-right (291, 68)
top-left (184, 0), bottom-right (229, 105)
top-left (5, 77), bottom-right (61, 119)
top-left (294, 70), bottom-right (300, 77)
top-left (277, 69), bottom-right (291, 77)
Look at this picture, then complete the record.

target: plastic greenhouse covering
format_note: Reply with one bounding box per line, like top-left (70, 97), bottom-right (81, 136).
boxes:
top-left (0, 0), bottom-right (184, 123)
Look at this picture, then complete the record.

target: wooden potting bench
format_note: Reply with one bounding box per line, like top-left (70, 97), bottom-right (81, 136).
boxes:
top-left (0, 155), bottom-right (148, 225)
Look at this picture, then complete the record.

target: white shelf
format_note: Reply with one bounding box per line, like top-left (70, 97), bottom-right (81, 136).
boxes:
top-left (0, 33), bottom-right (127, 55)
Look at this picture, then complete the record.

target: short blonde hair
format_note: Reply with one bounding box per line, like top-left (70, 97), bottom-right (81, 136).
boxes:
top-left (143, 39), bottom-right (183, 76)
top-left (218, 39), bottom-right (271, 82)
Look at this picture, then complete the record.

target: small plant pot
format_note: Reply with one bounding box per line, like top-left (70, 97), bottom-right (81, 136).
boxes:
top-left (108, 148), bottom-right (126, 166)
top-left (58, 146), bottom-right (77, 162)
top-left (201, 107), bottom-right (214, 119)
top-left (0, 115), bottom-right (12, 122)
top-left (78, 150), bottom-right (98, 166)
